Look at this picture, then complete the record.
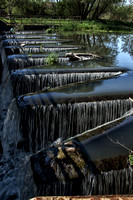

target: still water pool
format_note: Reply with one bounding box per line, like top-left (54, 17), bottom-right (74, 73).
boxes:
top-left (44, 33), bottom-right (133, 70)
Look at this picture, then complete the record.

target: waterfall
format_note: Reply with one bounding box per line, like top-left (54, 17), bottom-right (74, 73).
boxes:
top-left (81, 166), bottom-right (133, 195)
top-left (11, 72), bottom-right (122, 96)
top-left (5, 46), bottom-right (80, 55)
top-left (20, 160), bottom-right (133, 199)
top-left (8, 56), bottom-right (70, 69)
top-left (3, 34), bottom-right (58, 39)
top-left (0, 43), bottom-right (13, 156)
top-left (1, 154), bottom-right (132, 200)
top-left (5, 47), bottom-right (20, 55)
top-left (1, 30), bottom-right (133, 199)
top-left (4, 39), bottom-right (67, 46)
top-left (20, 46), bottom-right (79, 54)
top-left (2, 99), bottom-right (22, 159)
top-left (3, 99), bottom-right (132, 155)
top-left (15, 31), bottom-right (49, 34)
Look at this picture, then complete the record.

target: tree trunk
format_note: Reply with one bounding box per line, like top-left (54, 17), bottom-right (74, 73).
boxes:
top-left (81, 0), bottom-right (97, 20)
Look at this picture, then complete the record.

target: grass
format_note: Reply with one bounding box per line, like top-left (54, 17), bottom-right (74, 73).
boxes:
top-left (57, 19), bottom-right (133, 32)
top-left (1, 16), bottom-right (133, 33)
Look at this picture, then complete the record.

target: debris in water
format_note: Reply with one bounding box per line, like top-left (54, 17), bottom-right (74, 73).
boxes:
top-left (66, 52), bottom-right (103, 61)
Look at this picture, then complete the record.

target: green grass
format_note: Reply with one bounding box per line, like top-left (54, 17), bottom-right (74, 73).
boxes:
top-left (1, 16), bottom-right (133, 33)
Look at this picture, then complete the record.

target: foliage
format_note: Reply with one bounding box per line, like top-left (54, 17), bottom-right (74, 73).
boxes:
top-left (0, 0), bottom-right (47, 16)
top-left (109, 4), bottom-right (133, 21)
top-left (54, 0), bottom-right (124, 20)
top-left (129, 154), bottom-right (133, 166)
top-left (45, 53), bottom-right (58, 65)
top-left (45, 27), bottom-right (54, 33)
top-left (1, 0), bottom-right (132, 22)
top-left (14, 24), bottom-right (24, 31)
top-left (1, 15), bottom-right (133, 33)
top-left (58, 19), bottom-right (133, 32)
top-left (59, 21), bottom-right (78, 31)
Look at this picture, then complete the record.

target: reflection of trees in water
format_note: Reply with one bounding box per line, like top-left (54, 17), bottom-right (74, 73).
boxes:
top-left (121, 34), bottom-right (133, 56)
top-left (72, 33), bottom-right (133, 67)
top-left (56, 80), bottom-right (103, 94)
top-left (73, 33), bottom-right (118, 54)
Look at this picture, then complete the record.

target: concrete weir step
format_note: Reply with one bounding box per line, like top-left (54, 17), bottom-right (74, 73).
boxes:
top-left (11, 68), bottom-right (125, 96)
top-left (5, 45), bottom-right (82, 55)
top-left (7, 53), bottom-right (103, 69)
top-left (18, 72), bottom-right (133, 106)
top-left (7, 54), bottom-right (70, 69)
top-left (3, 39), bottom-right (72, 46)
top-left (15, 31), bottom-right (50, 35)
top-left (2, 34), bottom-right (59, 39)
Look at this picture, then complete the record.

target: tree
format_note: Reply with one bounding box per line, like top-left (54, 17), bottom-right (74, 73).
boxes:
top-left (109, 1), bottom-right (133, 21)
top-left (13, 0), bottom-right (47, 15)
top-left (55, 0), bottom-right (97, 19)
top-left (54, 0), bottom-right (123, 20)
top-left (0, 0), bottom-right (47, 16)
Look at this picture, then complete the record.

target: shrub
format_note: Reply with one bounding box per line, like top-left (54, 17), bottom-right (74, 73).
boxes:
top-left (45, 53), bottom-right (58, 65)
top-left (46, 27), bottom-right (54, 33)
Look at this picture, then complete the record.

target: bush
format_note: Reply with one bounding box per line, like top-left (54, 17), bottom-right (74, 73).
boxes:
top-left (45, 53), bottom-right (58, 65)
top-left (45, 27), bottom-right (54, 33)
top-left (60, 21), bottom-right (78, 31)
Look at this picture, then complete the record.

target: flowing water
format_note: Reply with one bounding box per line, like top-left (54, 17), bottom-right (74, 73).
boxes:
top-left (11, 71), bottom-right (122, 96)
top-left (0, 31), bottom-right (133, 200)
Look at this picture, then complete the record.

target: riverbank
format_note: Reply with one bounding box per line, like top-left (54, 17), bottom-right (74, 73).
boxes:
top-left (0, 17), bottom-right (133, 33)
top-left (56, 19), bottom-right (133, 33)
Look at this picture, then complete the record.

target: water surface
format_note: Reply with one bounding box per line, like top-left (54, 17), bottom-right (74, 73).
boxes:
top-left (34, 33), bottom-right (133, 70)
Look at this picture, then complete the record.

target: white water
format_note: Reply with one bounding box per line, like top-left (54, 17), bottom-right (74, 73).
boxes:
top-left (82, 166), bottom-right (133, 195)
top-left (8, 57), bottom-right (70, 69)
top-left (11, 72), bottom-right (122, 96)
top-left (2, 99), bottom-right (22, 159)
top-left (2, 99), bottom-right (132, 155)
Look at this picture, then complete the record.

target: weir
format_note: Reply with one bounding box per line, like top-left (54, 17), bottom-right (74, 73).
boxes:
top-left (2, 97), bottom-right (133, 157)
top-left (0, 29), bottom-right (133, 200)
top-left (7, 52), bottom-right (104, 69)
top-left (3, 70), bottom-right (133, 155)
top-left (3, 39), bottom-right (71, 46)
top-left (11, 69), bottom-right (123, 96)
top-left (11, 109), bottom-right (133, 199)
top-left (5, 45), bottom-right (81, 55)
top-left (2, 34), bottom-right (60, 39)
top-left (0, 41), bottom-right (13, 143)
top-left (7, 54), bottom-right (70, 69)
top-left (17, 71), bottom-right (133, 106)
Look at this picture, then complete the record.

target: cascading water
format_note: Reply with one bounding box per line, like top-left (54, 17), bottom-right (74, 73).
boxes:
top-left (1, 30), bottom-right (133, 200)
top-left (5, 46), bottom-right (81, 55)
top-left (2, 34), bottom-right (60, 39)
top-left (3, 39), bottom-right (69, 46)
top-left (2, 98), bottom-right (133, 156)
top-left (11, 71), bottom-right (122, 96)
top-left (81, 166), bottom-right (133, 195)
top-left (8, 55), bottom-right (70, 69)
top-left (2, 99), bottom-right (22, 159)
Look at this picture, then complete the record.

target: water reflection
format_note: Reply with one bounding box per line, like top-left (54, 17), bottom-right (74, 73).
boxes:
top-left (53, 71), bottom-right (133, 96)
top-left (70, 33), bottom-right (133, 69)
top-left (21, 72), bottom-right (133, 107)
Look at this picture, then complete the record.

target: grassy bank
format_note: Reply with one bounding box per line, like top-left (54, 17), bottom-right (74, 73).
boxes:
top-left (56, 19), bottom-right (133, 33)
top-left (1, 16), bottom-right (133, 33)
